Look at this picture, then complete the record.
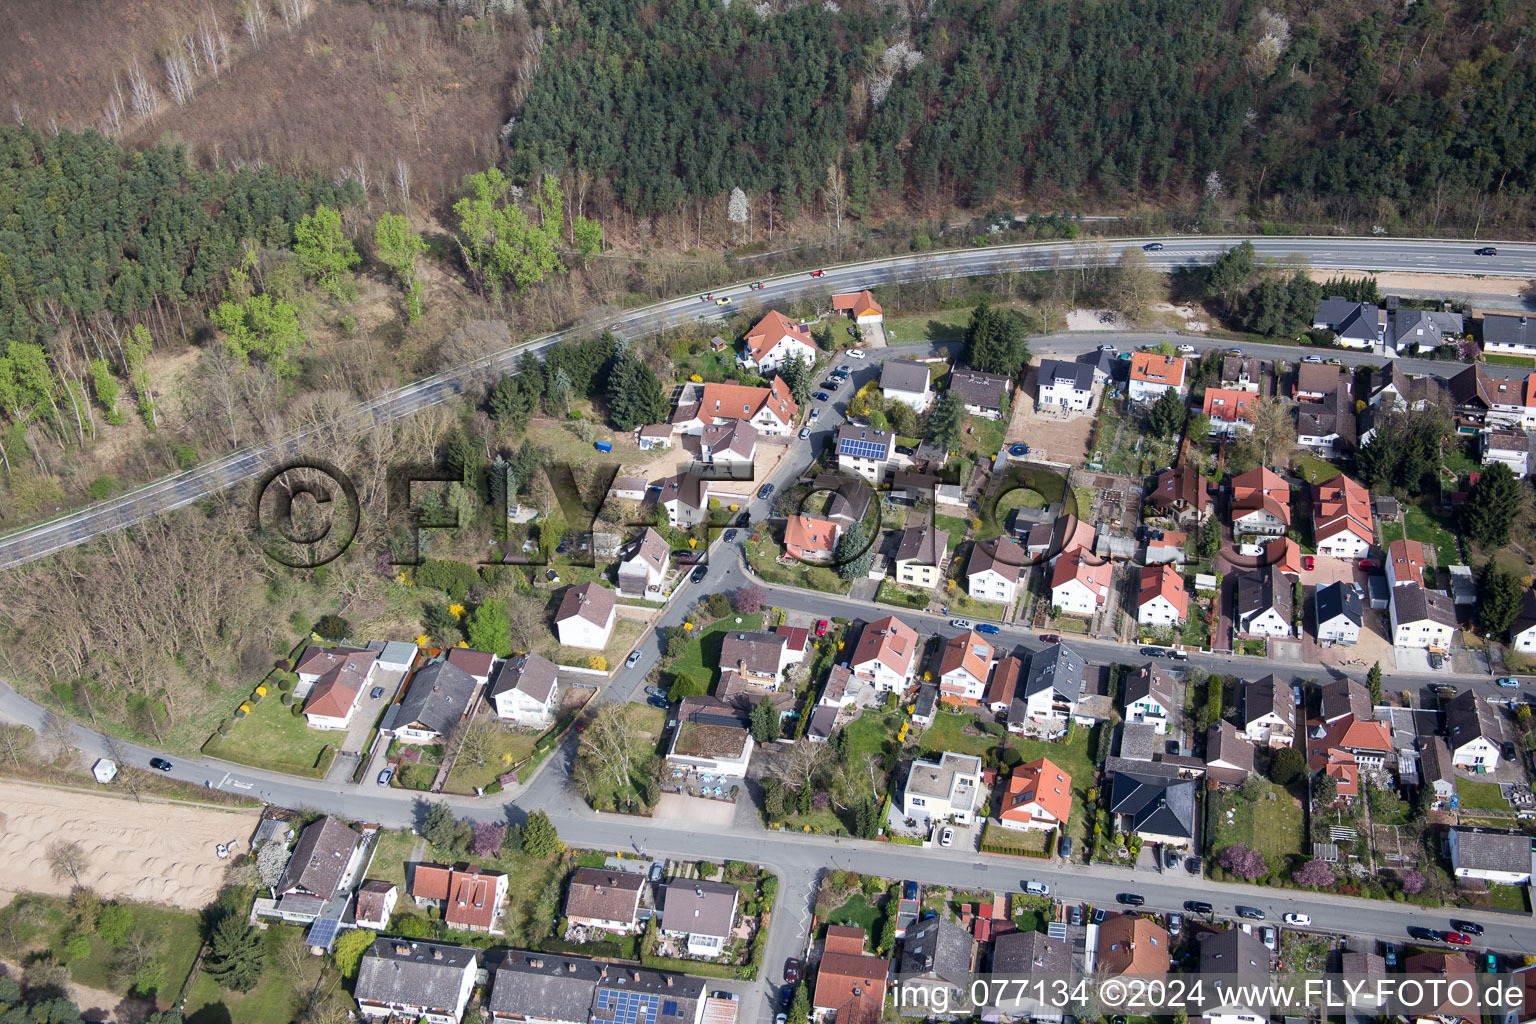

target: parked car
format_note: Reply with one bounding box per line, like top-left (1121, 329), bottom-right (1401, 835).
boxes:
top-left (1284, 913), bottom-right (1311, 926)
top-left (1444, 931), bottom-right (1472, 945)
top-left (149, 757), bottom-right (173, 772)
top-left (784, 958), bottom-right (802, 983)
top-left (1059, 836), bottom-right (1072, 858)
top-left (1302, 555), bottom-right (1315, 570)
top-left (370, 686), bottom-right (385, 699)
top-left (799, 426), bottom-right (812, 439)
top-left (1142, 242), bottom-right (1165, 251)
top-left (758, 483), bottom-right (775, 499)
top-left (1485, 952), bottom-right (1500, 973)
top-left (813, 391), bottom-right (830, 402)
top-left (1070, 905), bottom-right (1083, 926)
top-left (1117, 893), bottom-right (1145, 906)
top-left (723, 529), bottom-right (737, 543)
top-left (1497, 677), bottom-right (1521, 688)
top-left (1024, 880), bottom-right (1050, 897)
top-left (1407, 926), bottom-right (1438, 941)
top-left (1302, 355), bottom-right (1324, 363)
top-left (647, 695), bottom-right (671, 710)
top-left (1358, 558), bottom-right (1377, 570)
top-left (837, 364), bottom-right (852, 373)
top-left (815, 619), bottom-right (829, 636)
top-left (1040, 634), bottom-right (1061, 644)
top-left (1236, 906), bottom-right (1265, 920)
top-left (1186, 900), bottom-right (1214, 915)
top-left (976, 623), bottom-right (1001, 635)
top-left (1164, 848), bottom-right (1180, 868)
top-left (1226, 346), bottom-right (1243, 355)
top-left (1261, 927), bottom-right (1277, 951)
top-left (903, 880), bottom-right (919, 901)
top-left (1140, 646), bottom-right (1165, 657)
top-left (691, 565), bottom-right (708, 584)
top-left (377, 768), bottom-right (394, 786)
top-left (1477, 247), bottom-right (1499, 256)
top-left (950, 618), bottom-right (974, 629)
top-left (1451, 920), bottom-right (1484, 936)
top-left (1382, 943), bottom-right (1398, 967)
top-left (822, 381), bottom-right (841, 393)
top-left (939, 827), bottom-right (954, 847)
top-left (626, 651), bottom-right (644, 669)
top-left (1168, 913), bottom-right (1182, 936)
top-left (645, 686), bottom-right (668, 699)
top-left (848, 348), bottom-right (865, 358)
top-left (1091, 907), bottom-right (1107, 924)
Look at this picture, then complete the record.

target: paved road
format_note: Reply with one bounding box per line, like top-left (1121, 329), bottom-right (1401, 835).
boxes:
top-left (3, 235), bottom-right (1534, 570)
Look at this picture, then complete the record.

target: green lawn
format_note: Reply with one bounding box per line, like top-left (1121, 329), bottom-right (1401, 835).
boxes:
top-left (841, 709), bottom-right (902, 765)
top-left (367, 828), bottom-right (419, 892)
top-left (184, 925), bottom-right (330, 1024)
top-left (670, 612), bottom-right (765, 690)
top-left (578, 704), bottom-right (666, 812)
top-left (1483, 353), bottom-right (1535, 368)
top-left (876, 581), bottom-right (933, 610)
top-left (1487, 883), bottom-right (1530, 912)
top-left (1379, 521), bottom-right (1405, 544)
top-left (883, 310), bottom-right (970, 345)
top-left (1292, 452), bottom-right (1341, 485)
top-left (201, 692), bottom-right (337, 777)
top-left (916, 709), bottom-right (1013, 760)
top-left (1073, 486), bottom-right (1096, 518)
top-left (1010, 728), bottom-right (1097, 853)
top-left (1456, 778), bottom-right (1509, 811)
top-left (744, 532), bottom-right (851, 595)
top-left (948, 593), bottom-right (1009, 621)
top-left (827, 893), bottom-right (884, 934)
top-left (1403, 505), bottom-right (1461, 568)
top-left (935, 514), bottom-right (972, 544)
top-left (1209, 780), bottom-right (1307, 873)
top-left (960, 414), bottom-right (1008, 460)
top-left (443, 724), bottom-right (540, 794)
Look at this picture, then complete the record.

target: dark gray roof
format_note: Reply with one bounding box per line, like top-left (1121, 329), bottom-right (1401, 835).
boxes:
top-left (1108, 767), bottom-right (1197, 838)
top-left (814, 474), bottom-right (874, 526)
top-left (947, 366), bottom-right (1011, 409)
top-left (895, 525), bottom-right (947, 567)
top-left (592, 967), bottom-right (705, 1024)
top-left (1446, 689), bottom-right (1500, 749)
top-left (489, 651), bottom-right (559, 706)
top-left (1023, 644), bottom-right (1086, 703)
top-left (1451, 827), bottom-right (1535, 873)
top-left (1197, 928), bottom-right (1270, 979)
top-left (488, 952), bottom-right (604, 1021)
top-left (1483, 313), bottom-right (1533, 350)
top-left (355, 939), bottom-right (478, 1014)
top-left (719, 630), bottom-right (789, 677)
top-left (1319, 678), bottom-right (1371, 724)
top-left (1511, 590), bottom-right (1536, 639)
top-left (1206, 720), bottom-right (1254, 775)
top-left (1314, 297), bottom-right (1381, 343)
top-left (899, 916), bottom-right (973, 985)
top-left (1296, 386), bottom-right (1357, 450)
top-left (1082, 348), bottom-right (1118, 378)
top-left (990, 929), bottom-right (1069, 977)
top-left (836, 425), bottom-right (894, 459)
top-left (277, 816), bottom-right (359, 898)
top-left (1123, 664), bottom-right (1175, 711)
top-left (1394, 309), bottom-right (1463, 347)
top-left (881, 360), bottom-right (932, 394)
top-left (658, 880), bottom-right (738, 939)
top-left (1237, 570), bottom-right (1291, 625)
top-left (1242, 675), bottom-right (1294, 732)
top-left (397, 658), bottom-right (480, 737)
top-left (1419, 736), bottom-right (1453, 787)
top-left (1392, 583), bottom-right (1457, 628)
top-left (1037, 359), bottom-right (1095, 392)
top-left (1315, 581), bottom-right (1363, 628)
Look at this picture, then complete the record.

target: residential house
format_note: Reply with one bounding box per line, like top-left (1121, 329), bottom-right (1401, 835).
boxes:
top-left (1137, 563), bottom-right (1188, 627)
top-left (1295, 362), bottom-right (1354, 402)
top-left (1202, 387), bottom-right (1257, 435)
top-left (1229, 467), bottom-right (1290, 537)
top-left (901, 751), bottom-right (983, 825)
top-left (592, 967), bottom-right (706, 1024)
top-left (1393, 308), bottom-right (1463, 354)
top-left (997, 757), bottom-right (1072, 833)
top-left (1147, 465), bottom-right (1212, 521)
top-left (984, 656), bottom-right (1024, 716)
top-left (658, 880), bottom-right (738, 959)
top-left (1017, 644), bottom-right (1086, 726)
top-left (1296, 386), bottom-right (1357, 457)
top-left (1050, 546), bottom-right (1111, 617)
top-left (785, 514), bottom-right (841, 563)
top-left (274, 816), bottom-right (365, 917)
top-left (1144, 530), bottom-right (1187, 566)
top-left (1036, 359), bottom-right (1096, 413)
top-left (1386, 538), bottom-right (1428, 588)
top-left (1448, 828), bottom-right (1535, 884)
top-left (1420, 736), bottom-right (1456, 804)
top-left (1127, 352), bottom-right (1187, 404)
top-left (1107, 765), bottom-right (1197, 847)
top-left (394, 658), bottom-right (483, 744)
top-left (1312, 474), bottom-right (1374, 559)
top-left (611, 476), bottom-right (649, 502)
top-left (554, 581), bottom-right (618, 651)
top-left (354, 881), bottom-right (397, 931)
top-left (488, 652), bottom-right (560, 728)
top-left (667, 696), bottom-right (754, 779)
top-left (1081, 346), bottom-right (1119, 385)
top-left (1484, 313), bottom-right (1536, 356)
top-left (938, 631), bottom-right (995, 704)
top-left (1337, 953), bottom-right (1388, 1009)
top-left (836, 425), bottom-right (896, 483)
top-left (1511, 591), bottom-right (1536, 652)
top-left (986, 931), bottom-right (1068, 1022)
top-left (1299, 712), bottom-right (1392, 777)
top-left (695, 419), bottom-right (758, 468)
top-left (1486, 371), bottom-right (1531, 428)
top-left (443, 869), bottom-right (508, 934)
top-left (673, 378), bottom-right (799, 436)
top-left (892, 469), bottom-right (940, 503)
top-left (1265, 537), bottom-right (1302, 577)
top-left (1097, 914), bottom-right (1170, 975)
top-left (1446, 364), bottom-right (1498, 430)
top-left (617, 528), bottom-right (670, 600)
top-left (1446, 690), bottom-right (1502, 772)
top-left (893, 526), bottom-right (948, 589)
top-left (486, 952), bottom-right (606, 1024)
top-left (948, 366), bottom-right (1012, 420)
top-left (354, 940), bottom-right (479, 1024)
top-left (1235, 569), bottom-right (1292, 638)
top-left (833, 290), bottom-right (885, 325)
top-left (1123, 664), bottom-right (1175, 735)
top-left (1198, 929), bottom-right (1272, 1024)
top-left (969, 536), bottom-right (1027, 606)
top-left (814, 474), bottom-right (874, 531)
top-left (719, 630), bottom-right (795, 688)
top-left (564, 868), bottom-right (646, 934)
top-left (848, 616), bottom-right (920, 693)
top-left (1241, 675), bottom-right (1296, 748)
top-left (1400, 952), bottom-right (1478, 1024)
top-left (637, 424), bottom-right (674, 450)
top-left (1369, 361), bottom-right (1443, 410)
top-left (1482, 430), bottom-right (1536, 479)
top-left (1205, 720), bottom-right (1255, 783)
top-left (741, 310), bottom-right (820, 374)
top-left (1312, 296), bottom-right (1384, 350)
top-left (1220, 356), bottom-right (1270, 393)
top-left (657, 472), bottom-right (712, 529)
top-left (1388, 583), bottom-right (1456, 650)
top-left (880, 360), bottom-right (933, 413)
top-left (897, 917), bottom-right (973, 1016)
top-left (1024, 513), bottom-right (1096, 562)
top-left (298, 646), bottom-right (378, 731)
top-left (814, 926), bottom-right (889, 1024)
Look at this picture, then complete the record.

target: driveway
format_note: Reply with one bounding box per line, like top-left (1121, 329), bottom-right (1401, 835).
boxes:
top-left (654, 792), bottom-right (738, 826)
top-left (339, 666), bottom-right (408, 754)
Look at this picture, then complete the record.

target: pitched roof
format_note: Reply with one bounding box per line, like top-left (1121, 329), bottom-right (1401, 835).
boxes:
top-left (659, 880), bottom-right (738, 939)
top-left (991, 929), bottom-right (1069, 978)
top-left (824, 924), bottom-right (868, 956)
top-left (880, 360), bottom-right (931, 394)
top-left (1264, 537), bottom-right (1302, 576)
top-left (1387, 538), bottom-right (1427, 587)
top-left (656, 471), bottom-right (710, 513)
top-left (1242, 674), bottom-right (1294, 731)
top-left (355, 939), bottom-right (478, 1014)
top-left (785, 513), bottom-right (840, 557)
top-left (895, 525), bottom-right (947, 567)
top-left (1129, 352), bottom-right (1186, 386)
top-left (1315, 581), bottom-right (1363, 628)
top-left (1420, 735), bottom-right (1453, 787)
top-left (411, 864), bottom-right (452, 902)
top-left (397, 658), bottom-right (480, 737)
top-left (1236, 569), bottom-right (1291, 625)
top-left (1297, 386), bottom-right (1358, 449)
top-left (1206, 720), bottom-right (1255, 775)
top-left (1148, 465), bottom-right (1210, 512)
top-left (1400, 952), bottom-right (1477, 1022)
top-left (1230, 467), bottom-right (1291, 526)
top-left (970, 535), bottom-right (1026, 583)
top-left (832, 290), bottom-right (883, 318)
top-left (1138, 563), bottom-right (1188, 617)
top-left (939, 631), bottom-right (994, 684)
top-left (445, 647), bottom-right (496, 680)
top-left (1451, 827), bottom-right (1535, 873)
top-left (1198, 928), bottom-right (1270, 980)
top-left (1320, 678), bottom-right (1371, 724)
top-left (1447, 364), bottom-right (1495, 408)
top-left (1023, 644), bottom-right (1086, 703)
top-left (299, 646), bottom-right (376, 719)
top-left (694, 378), bottom-right (798, 427)
top-left (899, 916), bottom-right (973, 983)
top-left (296, 644), bottom-right (373, 678)
top-left (1446, 689), bottom-right (1500, 750)
top-left (985, 655), bottom-right (1024, 707)
top-left (813, 474), bottom-right (874, 526)
top-left (850, 616), bottom-right (919, 677)
top-left (1097, 914), bottom-right (1170, 975)
top-left (593, 968), bottom-right (705, 1023)
top-left (814, 949), bottom-right (890, 1024)
top-left (278, 816), bottom-right (359, 897)
top-left (1108, 768), bottom-right (1197, 838)
top-left (1037, 359), bottom-right (1095, 392)
top-left (1296, 361), bottom-right (1353, 395)
top-left (947, 366), bottom-right (1011, 409)
top-left (1124, 664), bottom-right (1175, 711)
top-left (1513, 590), bottom-right (1536, 638)
top-left (1051, 546), bottom-right (1111, 598)
top-left (1202, 387), bottom-right (1256, 424)
top-left (698, 418), bottom-right (758, 460)
top-left (1391, 583), bottom-right (1456, 627)
top-left (836, 424), bottom-right (894, 461)
top-left (1314, 474), bottom-right (1372, 531)
top-left (622, 528), bottom-right (669, 576)
top-left (355, 880), bottom-right (396, 924)
top-left (744, 310), bottom-right (816, 362)
top-left (564, 868), bottom-right (645, 924)
top-left (556, 581), bottom-right (616, 627)
top-left (445, 869), bottom-right (503, 930)
top-left (1002, 757), bottom-right (1072, 826)
top-left (719, 630), bottom-right (789, 677)
top-left (487, 952), bottom-right (605, 1022)
top-left (489, 651), bottom-right (559, 707)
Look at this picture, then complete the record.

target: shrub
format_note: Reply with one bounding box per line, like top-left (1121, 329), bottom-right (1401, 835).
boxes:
top-left (291, 704), bottom-right (305, 717)
top-left (234, 706), bottom-right (249, 720)
top-left (217, 719), bottom-right (232, 736)
top-left (281, 693), bottom-right (294, 707)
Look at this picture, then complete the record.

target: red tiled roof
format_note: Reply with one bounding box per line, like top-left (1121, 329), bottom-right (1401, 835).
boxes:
top-left (785, 514), bottom-right (840, 558)
top-left (939, 632), bottom-right (994, 686)
top-left (1138, 563), bottom-right (1188, 617)
top-left (832, 291), bottom-right (883, 318)
top-left (813, 951), bottom-right (889, 1024)
top-left (1001, 758), bottom-right (1072, 827)
top-left (850, 616), bottom-right (919, 677)
top-left (1051, 547), bottom-right (1111, 597)
top-left (411, 864), bottom-right (452, 902)
top-left (824, 925), bottom-right (868, 956)
top-left (695, 378), bottom-right (799, 428)
top-left (745, 310), bottom-right (818, 363)
top-left (1202, 387), bottom-right (1255, 423)
top-left (444, 870), bottom-right (502, 930)
top-left (1129, 352), bottom-right (1186, 386)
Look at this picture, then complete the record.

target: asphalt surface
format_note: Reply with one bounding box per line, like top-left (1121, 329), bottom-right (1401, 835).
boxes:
top-left (2, 234), bottom-right (1534, 570)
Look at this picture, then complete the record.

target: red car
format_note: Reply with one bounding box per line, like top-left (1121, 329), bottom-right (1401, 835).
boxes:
top-left (1302, 555), bottom-right (1315, 571)
top-left (1443, 931), bottom-right (1472, 945)
top-left (815, 619), bottom-right (829, 636)
top-left (1040, 634), bottom-right (1061, 644)
top-left (809, 269), bottom-right (826, 278)
top-left (1359, 558), bottom-right (1377, 570)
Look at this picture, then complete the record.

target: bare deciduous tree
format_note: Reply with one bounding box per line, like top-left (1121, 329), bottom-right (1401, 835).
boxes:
top-left (448, 715), bottom-right (498, 771)
top-left (47, 840), bottom-right (89, 887)
top-left (574, 704), bottom-right (644, 797)
top-left (783, 738), bottom-right (833, 793)
top-left (0, 724), bottom-right (33, 768)
top-left (42, 712), bottom-right (74, 763)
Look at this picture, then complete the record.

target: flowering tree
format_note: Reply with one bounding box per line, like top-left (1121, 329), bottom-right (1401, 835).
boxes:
top-left (1293, 859), bottom-right (1336, 888)
top-left (1219, 843), bottom-right (1267, 880)
top-left (471, 822), bottom-right (506, 858)
top-left (732, 585), bottom-right (768, 614)
top-left (1400, 869), bottom-right (1426, 895)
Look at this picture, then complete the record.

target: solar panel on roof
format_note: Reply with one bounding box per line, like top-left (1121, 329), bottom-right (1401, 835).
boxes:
top-left (306, 916), bottom-right (341, 949)
top-left (839, 438), bottom-right (887, 459)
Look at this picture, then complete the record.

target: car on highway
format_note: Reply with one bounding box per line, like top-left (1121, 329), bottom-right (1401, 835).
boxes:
top-left (370, 686), bottom-right (385, 699)
top-left (377, 768), bottom-right (394, 786)
top-left (1477, 247), bottom-right (1499, 256)
top-left (848, 349), bottom-right (865, 358)
top-left (758, 483), bottom-right (775, 498)
top-left (645, 686), bottom-right (668, 699)
top-left (690, 565), bottom-right (708, 584)
top-left (626, 650), bottom-right (644, 669)
top-left (799, 426), bottom-right (812, 439)
top-left (647, 696), bottom-right (670, 710)
top-left (1142, 242), bottom-right (1165, 251)
top-left (1117, 893), bottom-right (1145, 906)
top-left (950, 618), bottom-right (974, 629)
top-left (1444, 931), bottom-right (1472, 945)
top-left (976, 623), bottom-right (1000, 635)
top-left (784, 958), bottom-right (802, 984)
top-left (1451, 920), bottom-right (1484, 936)
top-left (813, 391), bottom-right (830, 402)
top-left (1040, 633), bottom-right (1061, 644)
top-left (1497, 677), bottom-right (1521, 688)
top-left (1236, 906), bottom-right (1265, 920)
top-left (715, 297), bottom-right (732, 305)
top-left (939, 827), bottom-right (954, 847)
top-left (1284, 913), bottom-right (1311, 927)
top-left (1186, 901), bottom-right (1214, 915)
top-left (1260, 927), bottom-right (1277, 951)
top-left (1139, 646), bottom-right (1165, 657)
top-left (149, 757), bottom-right (173, 772)
top-left (809, 269), bottom-right (826, 277)
top-left (1024, 880), bottom-right (1050, 896)
top-left (1302, 355), bottom-right (1323, 363)
top-left (1302, 555), bottom-right (1315, 571)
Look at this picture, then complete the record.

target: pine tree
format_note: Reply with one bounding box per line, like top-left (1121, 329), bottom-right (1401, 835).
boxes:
top-left (1148, 388), bottom-right (1187, 438)
top-left (521, 810), bottom-right (562, 857)
top-left (204, 916), bottom-right (265, 992)
top-left (421, 800), bottom-right (458, 849)
top-left (1465, 462), bottom-right (1521, 547)
top-left (779, 355), bottom-right (813, 404)
top-left (835, 522), bottom-right (874, 580)
top-left (1366, 662), bottom-right (1383, 705)
top-left (467, 600), bottom-right (513, 657)
top-left (1477, 562), bottom-right (1523, 639)
top-left (928, 393), bottom-right (963, 453)
top-left (750, 698), bottom-right (778, 744)
top-left (788, 983), bottom-right (811, 1024)
top-left (608, 354), bottom-right (667, 431)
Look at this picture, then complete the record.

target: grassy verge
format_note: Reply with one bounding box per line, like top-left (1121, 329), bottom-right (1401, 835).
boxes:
top-left (1456, 778), bottom-right (1508, 812)
top-left (1484, 353), bottom-right (1535, 367)
top-left (948, 593), bottom-right (1009, 621)
top-left (200, 693), bottom-right (337, 778)
top-left (875, 581), bottom-right (932, 610)
top-left (442, 725), bottom-right (540, 794)
top-left (1208, 781), bottom-right (1307, 876)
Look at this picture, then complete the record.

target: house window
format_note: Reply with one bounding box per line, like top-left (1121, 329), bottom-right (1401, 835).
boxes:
top-left (911, 797), bottom-right (926, 807)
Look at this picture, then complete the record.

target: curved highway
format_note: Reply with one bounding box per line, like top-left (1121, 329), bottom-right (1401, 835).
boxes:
top-left (2, 234), bottom-right (1534, 570)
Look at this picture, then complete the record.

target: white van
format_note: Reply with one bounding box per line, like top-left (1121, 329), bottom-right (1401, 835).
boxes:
top-left (1023, 880), bottom-right (1050, 897)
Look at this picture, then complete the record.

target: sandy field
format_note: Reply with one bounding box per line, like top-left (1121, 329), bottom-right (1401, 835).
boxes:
top-left (0, 782), bottom-right (259, 910)
top-left (1309, 270), bottom-right (1535, 313)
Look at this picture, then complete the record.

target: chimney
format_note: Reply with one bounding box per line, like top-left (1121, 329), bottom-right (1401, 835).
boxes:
top-left (433, 949), bottom-right (443, 960)
top-left (666, 976), bottom-right (674, 987)
top-left (568, 963), bottom-right (578, 973)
